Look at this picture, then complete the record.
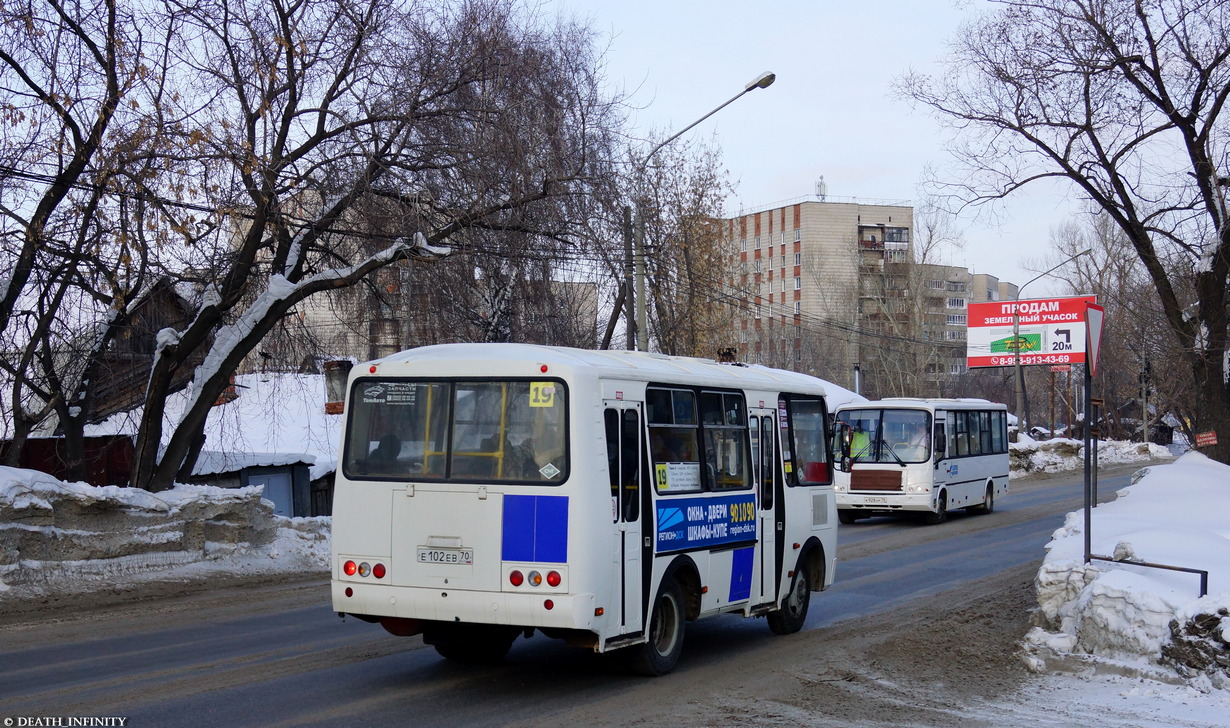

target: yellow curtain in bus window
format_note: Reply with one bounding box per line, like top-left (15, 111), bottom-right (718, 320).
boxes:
top-left (530, 381), bottom-right (556, 407)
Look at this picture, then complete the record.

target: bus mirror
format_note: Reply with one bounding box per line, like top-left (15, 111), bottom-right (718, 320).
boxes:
top-left (833, 422), bottom-right (852, 471)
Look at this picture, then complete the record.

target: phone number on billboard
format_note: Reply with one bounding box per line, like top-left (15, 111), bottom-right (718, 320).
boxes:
top-left (989, 354), bottom-right (1072, 366)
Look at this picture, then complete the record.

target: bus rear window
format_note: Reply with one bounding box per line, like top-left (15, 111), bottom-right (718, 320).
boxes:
top-left (343, 378), bottom-right (567, 483)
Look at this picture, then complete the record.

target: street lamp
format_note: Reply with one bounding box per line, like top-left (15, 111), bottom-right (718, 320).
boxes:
top-left (1013, 248), bottom-right (1092, 435)
top-left (633, 72), bottom-right (776, 352)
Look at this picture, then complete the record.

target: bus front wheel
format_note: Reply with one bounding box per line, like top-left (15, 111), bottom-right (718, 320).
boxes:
top-left (924, 491), bottom-right (948, 525)
top-left (628, 579), bottom-right (686, 676)
top-left (767, 565), bottom-right (811, 635)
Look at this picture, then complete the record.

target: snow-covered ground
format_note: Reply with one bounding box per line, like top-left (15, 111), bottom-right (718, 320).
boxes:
top-left (0, 465), bottom-right (329, 596)
top-left (0, 436), bottom-right (1226, 724)
top-left (1009, 430), bottom-right (1175, 476)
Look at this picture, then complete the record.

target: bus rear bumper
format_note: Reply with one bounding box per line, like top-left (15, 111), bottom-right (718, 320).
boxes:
top-left (332, 581), bottom-right (596, 631)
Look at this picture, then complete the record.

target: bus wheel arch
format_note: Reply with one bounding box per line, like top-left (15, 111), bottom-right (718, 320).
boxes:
top-left (797, 537), bottom-right (827, 593)
top-left (661, 555), bottom-right (703, 621)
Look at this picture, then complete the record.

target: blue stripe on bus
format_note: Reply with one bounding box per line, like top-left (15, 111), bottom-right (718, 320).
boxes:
top-left (502, 494), bottom-right (568, 563)
top-left (729, 546), bottom-right (755, 602)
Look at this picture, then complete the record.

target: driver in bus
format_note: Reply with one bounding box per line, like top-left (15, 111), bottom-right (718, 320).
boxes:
top-left (850, 424), bottom-right (872, 460)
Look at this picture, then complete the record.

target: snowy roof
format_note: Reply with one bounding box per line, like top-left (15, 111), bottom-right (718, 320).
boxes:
top-left (191, 450), bottom-right (315, 477)
top-left (86, 372), bottom-right (342, 477)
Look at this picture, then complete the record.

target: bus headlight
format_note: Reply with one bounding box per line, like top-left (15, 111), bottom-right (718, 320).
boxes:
top-left (835, 483), bottom-right (847, 493)
top-left (905, 483), bottom-right (930, 493)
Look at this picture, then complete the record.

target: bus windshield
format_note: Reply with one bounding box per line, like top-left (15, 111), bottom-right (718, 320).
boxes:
top-left (836, 407), bottom-right (931, 464)
top-left (343, 378), bottom-right (568, 483)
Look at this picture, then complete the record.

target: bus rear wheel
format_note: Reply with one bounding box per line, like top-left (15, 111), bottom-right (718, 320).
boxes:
top-left (627, 579), bottom-right (685, 676)
top-left (767, 564), bottom-right (811, 635)
top-left (427, 624), bottom-right (518, 664)
top-left (969, 484), bottom-right (995, 514)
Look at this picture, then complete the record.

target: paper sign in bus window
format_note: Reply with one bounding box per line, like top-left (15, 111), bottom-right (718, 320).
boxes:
top-left (655, 462), bottom-right (701, 492)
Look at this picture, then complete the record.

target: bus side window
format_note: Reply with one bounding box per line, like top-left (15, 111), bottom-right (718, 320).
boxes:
top-left (620, 410), bottom-right (640, 521)
top-left (749, 417), bottom-right (761, 484)
top-left (760, 416), bottom-right (775, 509)
top-left (604, 408), bottom-right (642, 522)
top-left (605, 409), bottom-right (620, 521)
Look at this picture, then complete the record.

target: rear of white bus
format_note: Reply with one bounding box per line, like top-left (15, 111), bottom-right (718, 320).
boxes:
top-left (330, 359), bottom-right (601, 661)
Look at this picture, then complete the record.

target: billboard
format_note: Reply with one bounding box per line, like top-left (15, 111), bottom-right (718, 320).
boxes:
top-left (966, 295), bottom-right (1098, 368)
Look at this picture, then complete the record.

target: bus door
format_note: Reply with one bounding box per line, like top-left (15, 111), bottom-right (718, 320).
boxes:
top-left (604, 401), bottom-right (644, 634)
top-left (749, 406), bottom-right (778, 605)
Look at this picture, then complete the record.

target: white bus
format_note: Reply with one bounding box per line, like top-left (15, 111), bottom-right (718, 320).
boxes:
top-left (832, 398), bottom-right (1009, 525)
top-left (330, 343), bottom-right (839, 675)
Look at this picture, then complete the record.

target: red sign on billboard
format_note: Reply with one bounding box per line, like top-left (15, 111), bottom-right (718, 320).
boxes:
top-left (1195, 431), bottom-right (1218, 447)
top-left (966, 295), bottom-right (1098, 369)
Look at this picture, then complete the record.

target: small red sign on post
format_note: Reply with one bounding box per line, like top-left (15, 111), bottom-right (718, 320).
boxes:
top-left (1195, 431), bottom-right (1218, 447)
top-left (1049, 364), bottom-right (1071, 372)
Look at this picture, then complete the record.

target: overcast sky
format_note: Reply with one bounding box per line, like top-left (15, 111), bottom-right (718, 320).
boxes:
top-left (547, 0), bottom-right (1083, 294)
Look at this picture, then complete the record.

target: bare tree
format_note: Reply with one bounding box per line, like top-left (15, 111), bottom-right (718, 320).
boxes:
top-left (1046, 211), bottom-right (1193, 440)
top-left (901, 0), bottom-right (1230, 463)
top-left (632, 135), bottom-right (735, 358)
top-left (117, 0), bottom-right (623, 491)
top-left (0, 0), bottom-right (183, 474)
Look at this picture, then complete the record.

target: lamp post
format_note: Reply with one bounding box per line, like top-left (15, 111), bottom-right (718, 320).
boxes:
top-left (633, 71), bottom-right (776, 352)
top-left (1013, 248), bottom-right (1091, 435)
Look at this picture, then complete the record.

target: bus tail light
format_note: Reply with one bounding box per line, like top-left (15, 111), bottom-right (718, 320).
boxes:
top-left (528, 570), bottom-right (543, 587)
top-left (358, 562), bottom-right (371, 577)
top-left (343, 560), bottom-right (357, 576)
top-left (546, 570), bottom-right (561, 587)
top-left (509, 570), bottom-right (524, 587)
top-left (373, 563), bottom-right (386, 579)
top-left (544, 599), bottom-right (554, 610)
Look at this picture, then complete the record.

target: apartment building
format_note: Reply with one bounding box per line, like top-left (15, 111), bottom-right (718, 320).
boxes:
top-left (727, 195), bottom-right (1016, 398)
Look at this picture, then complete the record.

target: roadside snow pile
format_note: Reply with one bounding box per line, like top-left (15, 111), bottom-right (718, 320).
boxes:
top-left (0, 465), bottom-right (328, 599)
top-left (1025, 452), bottom-right (1230, 689)
top-left (1010, 433), bottom-right (1172, 476)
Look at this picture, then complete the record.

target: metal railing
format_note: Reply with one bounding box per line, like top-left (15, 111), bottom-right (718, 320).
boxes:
top-left (1089, 555), bottom-right (1209, 598)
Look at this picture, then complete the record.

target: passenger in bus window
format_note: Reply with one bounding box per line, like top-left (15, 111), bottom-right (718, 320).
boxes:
top-left (369, 433), bottom-right (402, 472)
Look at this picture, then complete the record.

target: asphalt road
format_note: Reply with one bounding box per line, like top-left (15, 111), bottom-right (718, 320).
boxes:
top-left (0, 462), bottom-right (1152, 728)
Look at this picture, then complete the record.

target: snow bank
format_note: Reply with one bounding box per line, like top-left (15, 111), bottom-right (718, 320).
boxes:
top-left (1026, 452), bottom-right (1230, 688)
top-left (1010, 434), bottom-right (1172, 476)
top-left (0, 465), bottom-right (328, 598)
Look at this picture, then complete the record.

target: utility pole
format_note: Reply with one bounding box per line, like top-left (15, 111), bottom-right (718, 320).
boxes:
top-left (1141, 357), bottom-right (1151, 443)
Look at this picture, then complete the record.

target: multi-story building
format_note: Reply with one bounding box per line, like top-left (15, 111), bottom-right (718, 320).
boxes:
top-left (726, 193), bottom-right (1016, 399)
